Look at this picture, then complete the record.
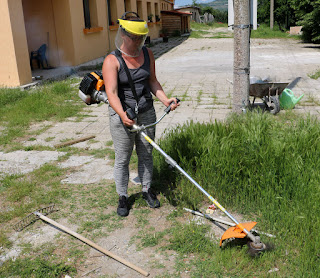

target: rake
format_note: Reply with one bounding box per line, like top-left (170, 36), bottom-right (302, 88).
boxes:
top-left (13, 205), bottom-right (149, 277)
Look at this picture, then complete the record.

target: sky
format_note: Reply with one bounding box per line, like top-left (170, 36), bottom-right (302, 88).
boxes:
top-left (174, 0), bottom-right (214, 8)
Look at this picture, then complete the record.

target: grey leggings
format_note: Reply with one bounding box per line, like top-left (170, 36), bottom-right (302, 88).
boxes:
top-left (109, 106), bottom-right (156, 197)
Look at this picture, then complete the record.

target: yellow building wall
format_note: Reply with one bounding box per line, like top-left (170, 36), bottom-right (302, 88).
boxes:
top-left (0, 0), bottom-right (31, 87)
top-left (0, 0), bottom-right (167, 87)
top-left (68, 0), bottom-right (109, 66)
top-left (52, 0), bottom-right (75, 67)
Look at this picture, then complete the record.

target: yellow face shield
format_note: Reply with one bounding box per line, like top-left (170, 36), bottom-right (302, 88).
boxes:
top-left (115, 13), bottom-right (149, 57)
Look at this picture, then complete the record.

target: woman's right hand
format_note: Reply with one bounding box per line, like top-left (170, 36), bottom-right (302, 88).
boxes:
top-left (120, 112), bottom-right (135, 127)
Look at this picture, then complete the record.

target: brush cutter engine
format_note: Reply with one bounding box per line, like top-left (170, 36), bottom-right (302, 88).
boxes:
top-left (79, 71), bottom-right (108, 105)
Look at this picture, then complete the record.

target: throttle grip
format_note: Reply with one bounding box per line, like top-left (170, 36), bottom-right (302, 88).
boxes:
top-left (164, 98), bottom-right (180, 114)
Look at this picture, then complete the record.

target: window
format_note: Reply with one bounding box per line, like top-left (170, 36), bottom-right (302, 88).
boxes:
top-left (124, 0), bottom-right (132, 12)
top-left (155, 3), bottom-right (160, 22)
top-left (108, 0), bottom-right (117, 26)
top-left (137, 1), bottom-right (142, 18)
top-left (83, 0), bottom-right (91, 29)
top-left (83, 0), bottom-right (98, 29)
top-left (147, 2), bottom-right (152, 22)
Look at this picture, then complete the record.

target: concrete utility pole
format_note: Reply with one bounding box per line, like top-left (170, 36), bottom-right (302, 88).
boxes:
top-left (270, 0), bottom-right (274, 30)
top-left (233, 0), bottom-right (251, 113)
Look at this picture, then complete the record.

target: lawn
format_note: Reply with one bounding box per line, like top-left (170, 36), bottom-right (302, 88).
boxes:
top-left (0, 65), bottom-right (319, 276)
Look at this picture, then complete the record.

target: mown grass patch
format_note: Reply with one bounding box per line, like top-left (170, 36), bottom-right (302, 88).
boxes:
top-left (190, 22), bottom-right (232, 39)
top-left (0, 164), bottom-right (69, 225)
top-left (0, 79), bottom-right (83, 148)
top-left (191, 22), bottom-right (228, 30)
top-left (153, 111), bottom-right (320, 276)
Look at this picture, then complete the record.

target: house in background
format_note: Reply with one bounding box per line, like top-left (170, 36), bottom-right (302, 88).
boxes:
top-left (0, 0), bottom-right (178, 88)
top-left (161, 10), bottom-right (191, 36)
top-left (175, 6), bottom-right (201, 23)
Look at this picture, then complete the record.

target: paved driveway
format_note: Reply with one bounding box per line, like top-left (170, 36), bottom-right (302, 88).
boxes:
top-left (3, 37), bottom-right (320, 177)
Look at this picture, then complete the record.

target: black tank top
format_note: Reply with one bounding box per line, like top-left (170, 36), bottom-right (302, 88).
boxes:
top-left (112, 47), bottom-right (153, 113)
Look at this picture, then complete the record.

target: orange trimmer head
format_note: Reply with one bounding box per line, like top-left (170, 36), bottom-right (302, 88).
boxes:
top-left (220, 221), bottom-right (257, 246)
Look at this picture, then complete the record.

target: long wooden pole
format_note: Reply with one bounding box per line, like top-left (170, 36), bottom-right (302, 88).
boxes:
top-left (35, 212), bottom-right (149, 277)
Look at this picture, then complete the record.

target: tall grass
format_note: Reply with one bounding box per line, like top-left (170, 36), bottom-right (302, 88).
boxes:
top-left (153, 111), bottom-right (320, 276)
top-left (0, 79), bottom-right (83, 146)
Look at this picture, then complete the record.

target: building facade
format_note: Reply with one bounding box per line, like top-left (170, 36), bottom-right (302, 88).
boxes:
top-left (0, 0), bottom-right (176, 87)
top-left (175, 6), bottom-right (201, 23)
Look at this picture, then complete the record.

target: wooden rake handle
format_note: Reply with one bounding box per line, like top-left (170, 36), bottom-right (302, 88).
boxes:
top-left (35, 213), bottom-right (149, 277)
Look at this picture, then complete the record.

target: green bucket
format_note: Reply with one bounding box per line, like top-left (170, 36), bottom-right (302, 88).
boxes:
top-left (280, 88), bottom-right (304, 109)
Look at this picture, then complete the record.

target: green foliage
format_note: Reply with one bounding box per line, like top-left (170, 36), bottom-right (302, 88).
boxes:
top-left (153, 111), bottom-right (320, 275)
top-left (296, 1), bottom-right (320, 43)
top-left (258, 0), bottom-right (320, 43)
top-left (258, 0), bottom-right (296, 30)
top-left (200, 6), bottom-right (228, 23)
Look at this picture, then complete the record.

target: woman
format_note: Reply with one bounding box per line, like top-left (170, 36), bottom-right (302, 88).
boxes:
top-left (102, 12), bottom-right (179, 217)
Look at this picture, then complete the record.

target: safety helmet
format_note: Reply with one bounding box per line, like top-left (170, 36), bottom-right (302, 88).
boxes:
top-left (115, 12), bottom-right (149, 57)
top-left (118, 13), bottom-right (148, 36)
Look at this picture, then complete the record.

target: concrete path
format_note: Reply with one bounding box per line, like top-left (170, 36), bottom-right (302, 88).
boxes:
top-left (1, 36), bottom-right (320, 180)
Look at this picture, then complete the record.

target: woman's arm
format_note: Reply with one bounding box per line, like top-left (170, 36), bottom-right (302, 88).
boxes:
top-left (147, 48), bottom-right (179, 110)
top-left (102, 54), bottom-right (135, 126)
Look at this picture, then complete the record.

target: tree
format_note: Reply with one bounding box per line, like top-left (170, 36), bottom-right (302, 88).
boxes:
top-left (201, 6), bottom-right (228, 23)
top-left (289, 0), bottom-right (320, 43)
top-left (258, 0), bottom-right (296, 30)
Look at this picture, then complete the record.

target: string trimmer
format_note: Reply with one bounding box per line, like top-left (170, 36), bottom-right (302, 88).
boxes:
top-left (127, 100), bottom-right (267, 255)
top-left (77, 74), bottom-right (268, 255)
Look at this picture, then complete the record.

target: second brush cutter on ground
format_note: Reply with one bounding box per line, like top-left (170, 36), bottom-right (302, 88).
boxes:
top-left (128, 100), bottom-right (267, 255)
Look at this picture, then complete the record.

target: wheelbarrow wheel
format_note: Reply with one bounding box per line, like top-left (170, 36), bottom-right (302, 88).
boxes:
top-left (268, 96), bottom-right (280, 115)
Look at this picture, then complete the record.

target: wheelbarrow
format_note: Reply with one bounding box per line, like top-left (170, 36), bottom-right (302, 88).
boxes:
top-left (249, 80), bottom-right (289, 115)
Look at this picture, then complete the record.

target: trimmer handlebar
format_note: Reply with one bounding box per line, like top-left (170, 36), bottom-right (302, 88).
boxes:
top-left (129, 98), bottom-right (180, 133)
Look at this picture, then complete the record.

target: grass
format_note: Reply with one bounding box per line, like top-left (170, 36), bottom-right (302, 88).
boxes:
top-left (190, 22), bottom-right (302, 40)
top-left (0, 78), bottom-right (83, 148)
top-left (309, 69), bottom-right (320, 80)
top-left (0, 256), bottom-right (76, 278)
top-left (1, 72), bottom-right (320, 276)
top-left (152, 111), bottom-right (320, 276)
top-left (0, 164), bottom-right (70, 225)
top-left (251, 24), bottom-right (300, 39)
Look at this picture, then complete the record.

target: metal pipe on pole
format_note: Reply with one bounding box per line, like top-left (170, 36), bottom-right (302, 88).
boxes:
top-left (233, 0), bottom-right (251, 113)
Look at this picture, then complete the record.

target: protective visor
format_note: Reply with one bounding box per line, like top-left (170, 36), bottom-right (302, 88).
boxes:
top-left (115, 27), bottom-right (147, 57)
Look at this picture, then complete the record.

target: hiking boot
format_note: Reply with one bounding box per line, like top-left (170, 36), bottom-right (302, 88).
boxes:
top-left (143, 189), bottom-right (160, 208)
top-left (117, 196), bottom-right (129, 217)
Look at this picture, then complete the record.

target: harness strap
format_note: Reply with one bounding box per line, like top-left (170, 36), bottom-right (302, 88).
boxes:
top-left (115, 49), bottom-right (140, 115)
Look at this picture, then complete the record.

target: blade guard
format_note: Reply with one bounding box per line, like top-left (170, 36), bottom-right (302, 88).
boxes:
top-left (220, 222), bottom-right (257, 246)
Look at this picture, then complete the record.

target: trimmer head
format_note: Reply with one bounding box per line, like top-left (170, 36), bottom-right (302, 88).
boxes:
top-left (247, 240), bottom-right (267, 256)
top-left (220, 221), bottom-right (257, 246)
